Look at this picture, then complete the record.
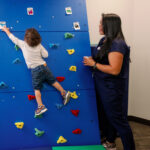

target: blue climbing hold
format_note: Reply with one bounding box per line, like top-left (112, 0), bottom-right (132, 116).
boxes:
top-left (55, 103), bottom-right (63, 110)
top-left (0, 82), bottom-right (8, 89)
top-left (49, 43), bottom-right (59, 49)
top-left (13, 58), bottom-right (21, 64)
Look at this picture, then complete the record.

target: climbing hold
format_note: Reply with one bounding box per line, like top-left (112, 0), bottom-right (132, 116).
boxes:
top-left (69, 66), bottom-right (77, 72)
top-left (65, 7), bottom-right (72, 15)
top-left (71, 110), bottom-right (80, 117)
top-left (55, 103), bottom-right (63, 110)
top-left (15, 45), bottom-right (20, 51)
top-left (70, 91), bottom-right (78, 99)
top-left (34, 128), bottom-right (45, 137)
top-left (67, 49), bottom-right (75, 55)
top-left (57, 136), bottom-right (67, 144)
top-left (49, 43), bottom-right (59, 49)
top-left (12, 58), bottom-right (21, 64)
top-left (15, 122), bottom-right (24, 129)
top-left (27, 7), bottom-right (34, 15)
top-left (28, 95), bottom-right (36, 101)
top-left (0, 82), bottom-right (8, 89)
top-left (34, 114), bottom-right (43, 119)
top-left (64, 33), bottom-right (74, 39)
top-left (72, 128), bottom-right (82, 134)
top-left (56, 77), bottom-right (65, 82)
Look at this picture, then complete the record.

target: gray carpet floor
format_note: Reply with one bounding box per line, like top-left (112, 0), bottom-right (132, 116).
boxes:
top-left (116, 121), bottom-right (150, 150)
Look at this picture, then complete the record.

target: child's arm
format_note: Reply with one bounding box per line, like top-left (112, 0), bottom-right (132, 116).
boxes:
top-left (2, 27), bottom-right (24, 49)
top-left (40, 44), bottom-right (48, 58)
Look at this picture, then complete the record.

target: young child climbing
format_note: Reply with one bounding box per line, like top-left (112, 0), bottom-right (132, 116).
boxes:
top-left (2, 27), bottom-right (71, 116)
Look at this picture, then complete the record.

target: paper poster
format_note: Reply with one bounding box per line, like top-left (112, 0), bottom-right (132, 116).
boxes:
top-left (27, 7), bottom-right (34, 15)
top-left (0, 21), bottom-right (6, 29)
top-left (65, 7), bottom-right (72, 15)
top-left (73, 22), bottom-right (80, 30)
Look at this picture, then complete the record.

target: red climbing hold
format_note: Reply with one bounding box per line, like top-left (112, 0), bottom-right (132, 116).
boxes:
top-left (72, 128), bottom-right (82, 134)
top-left (28, 95), bottom-right (36, 101)
top-left (71, 110), bottom-right (79, 117)
top-left (56, 77), bottom-right (65, 82)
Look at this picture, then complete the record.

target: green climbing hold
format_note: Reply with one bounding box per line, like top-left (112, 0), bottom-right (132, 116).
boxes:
top-left (15, 44), bottom-right (20, 51)
top-left (64, 33), bottom-right (74, 39)
top-left (52, 145), bottom-right (105, 150)
top-left (34, 114), bottom-right (43, 119)
top-left (34, 128), bottom-right (45, 137)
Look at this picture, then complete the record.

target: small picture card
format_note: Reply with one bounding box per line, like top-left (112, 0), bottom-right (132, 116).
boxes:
top-left (27, 7), bottom-right (34, 15)
top-left (73, 22), bottom-right (80, 30)
top-left (0, 21), bottom-right (6, 29)
top-left (65, 7), bottom-right (72, 15)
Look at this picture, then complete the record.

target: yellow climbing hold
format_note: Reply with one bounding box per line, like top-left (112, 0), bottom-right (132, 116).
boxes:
top-left (15, 122), bottom-right (24, 129)
top-left (70, 91), bottom-right (78, 99)
top-left (67, 49), bottom-right (75, 55)
top-left (69, 66), bottom-right (77, 72)
top-left (57, 136), bottom-right (67, 144)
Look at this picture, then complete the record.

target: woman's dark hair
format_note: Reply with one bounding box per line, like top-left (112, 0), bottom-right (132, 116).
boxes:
top-left (24, 28), bottom-right (41, 47)
top-left (95, 13), bottom-right (125, 61)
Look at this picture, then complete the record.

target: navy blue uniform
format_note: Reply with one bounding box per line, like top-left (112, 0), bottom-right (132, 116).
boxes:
top-left (92, 37), bottom-right (135, 150)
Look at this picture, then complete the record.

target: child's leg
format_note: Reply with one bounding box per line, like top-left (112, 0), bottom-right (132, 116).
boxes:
top-left (52, 81), bottom-right (66, 96)
top-left (34, 89), bottom-right (48, 115)
top-left (44, 67), bottom-right (71, 105)
top-left (35, 90), bottom-right (44, 106)
top-left (52, 81), bottom-right (71, 105)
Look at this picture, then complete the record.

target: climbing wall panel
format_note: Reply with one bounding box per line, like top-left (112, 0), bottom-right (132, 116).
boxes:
top-left (0, 90), bottom-right (100, 150)
top-left (0, 32), bottom-right (94, 92)
top-left (0, 0), bottom-right (88, 31)
top-left (0, 0), bottom-right (101, 149)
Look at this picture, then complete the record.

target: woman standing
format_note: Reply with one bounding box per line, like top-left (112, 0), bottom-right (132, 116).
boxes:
top-left (83, 13), bottom-right (135, 150)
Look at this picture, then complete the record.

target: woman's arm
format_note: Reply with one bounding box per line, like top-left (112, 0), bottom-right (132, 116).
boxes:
top-left (83, 52), bottom-right (123, 75)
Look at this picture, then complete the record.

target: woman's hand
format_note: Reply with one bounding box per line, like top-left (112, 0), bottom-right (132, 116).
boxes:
top-left (83, 56), bottom-right (95, 67)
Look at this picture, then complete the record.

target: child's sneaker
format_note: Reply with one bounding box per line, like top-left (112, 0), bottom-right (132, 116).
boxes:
top-left (62, 91), bottom-right (71, 105)
top-left (35, 105), bottom-right (48, 116)
top-left (102, 141), bottom-right (117, 150)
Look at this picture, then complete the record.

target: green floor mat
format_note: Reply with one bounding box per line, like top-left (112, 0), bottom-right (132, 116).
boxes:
top-left (52, 145), bottom-right (105, 150)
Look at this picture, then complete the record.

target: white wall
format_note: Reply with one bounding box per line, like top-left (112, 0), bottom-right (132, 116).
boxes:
top-left (86, 0), bottom-right (133, 45)
top-left (86, 0), bottom-right (150, 120)
top-left (129, 0), bottom-right (150, 120)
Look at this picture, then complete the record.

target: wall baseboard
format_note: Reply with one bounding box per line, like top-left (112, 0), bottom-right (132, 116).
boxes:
top-left (128, 116), bottom-right (150, 126)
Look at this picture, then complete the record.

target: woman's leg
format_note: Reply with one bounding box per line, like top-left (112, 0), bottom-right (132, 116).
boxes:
top-left (94, 77), bottom-right (117, 143)
top-left (105, 109), bottom-right (135, 150)
top-left (102, 81), bottom-right (135, 150)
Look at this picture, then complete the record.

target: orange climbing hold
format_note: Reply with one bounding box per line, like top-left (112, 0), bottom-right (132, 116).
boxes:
top-left (28, 95), bottom-right (36, 101)
top-left (71, 110), bottom-right (79, 117)
top-left (56, 77), bottom-right (65, 82)
top-left (72, 128), bottom-right (82, 134)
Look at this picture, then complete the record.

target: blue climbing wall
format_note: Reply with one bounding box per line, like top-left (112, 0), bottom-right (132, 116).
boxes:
top-left (0, 0), bottom-right (100, 150)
